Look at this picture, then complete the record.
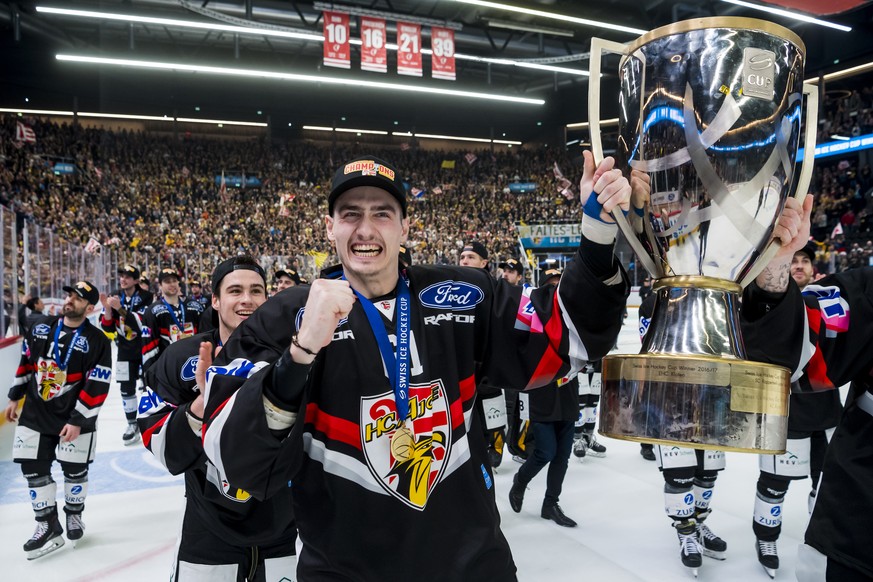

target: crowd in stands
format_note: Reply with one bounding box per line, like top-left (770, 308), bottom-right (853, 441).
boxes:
top-left (2, 111), bottom-right (873, 290)
top-left (1, 116), bottom-right (580, 284)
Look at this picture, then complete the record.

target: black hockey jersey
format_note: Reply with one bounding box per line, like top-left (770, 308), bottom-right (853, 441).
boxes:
top-left (794, 269), bottom-right (873, 578)
top-left (201, 242), bottom-right (629, 581)
top-left (138, 298), bottom-right (204, 373)
top-left (101, 287), bottom-right (153, 362)
top-left (138, 330), bottom-right (296, 547)
top-left (8, 315), bottom-right (112, 435)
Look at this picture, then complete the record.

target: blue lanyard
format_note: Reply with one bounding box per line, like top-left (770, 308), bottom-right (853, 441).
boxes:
top-left (161, 298), bottom-right (185, 328)
top-left (53, 321), bottom-right (83, 371)
top-left (121, 290), bottom-right (138, 311)
top-left (345, 274), bottom-right (412, 423)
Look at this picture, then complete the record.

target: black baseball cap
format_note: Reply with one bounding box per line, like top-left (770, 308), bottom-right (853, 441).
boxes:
top-left (499, 258), bottom-right (524, 273)
top-left (797, 241), bottom-right (817, 263)
top-left (539, 268), bottom-right (562, 286)
top-left (118, 264), bottom-right (141, 279)
top-left (63, 280), bottom-right (100, 305)
top-left (462, 241), bottom-right (488, 261)
top-left (213, 256), bottom-right (267, 294)
top-left (329, 156), bottom-right (407, 217)
top-left (274, 269), bottom-right (302, 285)
top-left (158, 268), bottom-right (180, 283)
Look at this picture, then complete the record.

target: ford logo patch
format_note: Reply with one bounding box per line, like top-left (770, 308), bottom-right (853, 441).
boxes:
top-left (181, 355), bottom-right (199, 382)
top-left (419, 281), bottom-right (484, 311)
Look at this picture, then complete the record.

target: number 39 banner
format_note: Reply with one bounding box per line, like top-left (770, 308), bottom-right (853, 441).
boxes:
top-left (431, 27), bottom-right (456, 81)
top-left (323, 11), bottom-right (350, 69)
top-left (396, 21), bottom-right (422, 77)
top-left (360, 17), bottom-right (387, 73)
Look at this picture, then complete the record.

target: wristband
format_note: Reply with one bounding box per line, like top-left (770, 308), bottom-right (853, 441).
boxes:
top-left (291, 333), bottom-right (318, 357)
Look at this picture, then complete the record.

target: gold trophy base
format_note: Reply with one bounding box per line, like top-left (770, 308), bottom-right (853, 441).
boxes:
top-left (599, 354), bottom-right (790, 454)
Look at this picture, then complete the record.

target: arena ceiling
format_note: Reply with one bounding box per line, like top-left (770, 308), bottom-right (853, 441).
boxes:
top-left (3, 0), bottom-right (873, 143)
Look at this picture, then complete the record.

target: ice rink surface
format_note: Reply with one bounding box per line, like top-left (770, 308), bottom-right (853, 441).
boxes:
top-left (0, 308), bottom-right (831, 581)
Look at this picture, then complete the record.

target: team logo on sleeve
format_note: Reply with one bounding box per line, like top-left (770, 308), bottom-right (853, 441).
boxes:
top-left (418, 281), bottom-right (484, 311)
top-left (33, 323), bottom-right (51, 336)
top-left (181, 356), bottom-right (199, 382)
top-left (360, 380), bottom-right (451, 510)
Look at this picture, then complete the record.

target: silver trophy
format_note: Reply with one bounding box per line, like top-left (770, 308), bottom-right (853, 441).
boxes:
top-left (589, 18), bottom-right (819, 453)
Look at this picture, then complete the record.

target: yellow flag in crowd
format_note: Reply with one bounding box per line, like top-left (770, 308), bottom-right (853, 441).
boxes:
top-left (309, 250), bottom-right (330, 269)
top-left (130, 237), bottom-right (141, 249)
top-left (441, 160), bottom-right (456, 169)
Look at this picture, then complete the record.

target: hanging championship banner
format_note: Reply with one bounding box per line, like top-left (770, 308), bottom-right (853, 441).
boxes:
top-left (361, 17), bottom-right (387, 73)
top-left (431, 27), bottom-right (456, 81)
top-left (396, 22), bottom-right (422, 77)
top-left (323, 11), bottom-right (350, 69)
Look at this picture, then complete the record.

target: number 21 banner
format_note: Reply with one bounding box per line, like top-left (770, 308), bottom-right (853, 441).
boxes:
top-left (323, 11), bottom-right (350, 69)
top-left (360, 17), bottom-right (387, 73)
top-left (396, 22), bottom-right (422, 77)
top-left (431, 27), bottom-right (456, 81)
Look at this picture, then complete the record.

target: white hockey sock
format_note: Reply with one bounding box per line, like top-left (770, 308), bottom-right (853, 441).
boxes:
top-left (665, 489), bottom-right (696, 520)
top-left (754, 494), bottom-right (783, 532)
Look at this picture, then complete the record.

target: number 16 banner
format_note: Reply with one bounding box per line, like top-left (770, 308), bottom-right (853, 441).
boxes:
top-left (323, 11), bottom-right (350, 69)
top-left (431, 27), bottom-right (456, 81)
top-left (396, 22), bottom-right (422, 77)
top-left (361, 17), bottom-right (387, 73)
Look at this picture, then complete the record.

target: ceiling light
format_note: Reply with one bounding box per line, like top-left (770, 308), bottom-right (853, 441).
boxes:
top-left (56, 54), bottom-right (546, 105)
top-left (391, 131), bottom-right (521, 145)
top-left (484, 17), bottom-right (575, 37)
top-left (36, 6), bottom-right (324, 41)
top-left (566, 118), bottom-right (619, 129)
top-left (0, 106), bottom-right (264, 126)
top-left (39, 6), bottom-right (586, 77)
top-left (830, 134), bottom-right (850, 141)
top-left (78, 112), bottom-right (172, 121)
top-left (452, 0), bottom-right (646, 35)
top-left (718, 0), bottom-right (851, 32)
top-left (0, 107), bottom-right (75, 116)
top-left (177, 117), bottom-right (267, 127)
top-left (808, 61), bottom-right (873, 84)
top-left (303, 125), bottom-right (388, 135)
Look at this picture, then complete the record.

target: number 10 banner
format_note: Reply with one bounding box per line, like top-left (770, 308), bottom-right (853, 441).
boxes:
top-left (323, 11), bottom-right (350, 69)
top-left (396, 21), bottom-right (422, 77)
top-left (361, 17), bottom-right (387, 73)
top-left (431, 27), bottom-right (456, 81)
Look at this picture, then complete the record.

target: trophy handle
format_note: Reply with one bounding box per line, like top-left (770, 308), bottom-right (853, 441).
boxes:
top-left (589, 37), bottom-right (665, 278)
top-left (739, 82), bottom-right (820, 288)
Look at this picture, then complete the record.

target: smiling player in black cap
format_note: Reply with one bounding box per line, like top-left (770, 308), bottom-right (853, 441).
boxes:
top-left (100, 264), bottom-right (153, 445)
top-left (5, 280), bottom-right (111, 559)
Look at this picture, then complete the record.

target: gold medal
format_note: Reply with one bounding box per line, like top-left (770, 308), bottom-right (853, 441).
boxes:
top-left (390, 423), bottom-right (415, 462)
top-left (53, 369), bottom-right (67, 386)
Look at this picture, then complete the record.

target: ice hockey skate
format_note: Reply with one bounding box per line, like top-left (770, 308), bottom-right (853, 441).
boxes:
top-left (696, 521), bottom-right (727, 560)
top-left (572, 436), bottom-right (587, 459)
top-left (582, 433), bottom-right (606, 458)
top-left (122, 422), bottom-right (140, 446)
top-left (24, 515), bottom-right (65, 560)
top-left (673, 521), bottom-right (702, 577)
top-left (66, 513), bottom-right (85, 547)
top-left (755, 538), bottom-right (778, 579)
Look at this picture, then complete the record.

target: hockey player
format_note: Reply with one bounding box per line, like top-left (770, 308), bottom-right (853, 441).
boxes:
top-left (139, 267), bottom-right (204, 375)
top-left (197, 152), bottom-right (635, 580)
top-left (188, 279), bottom-right (211, 309)
top-left (101, 264), bottom-right (153, 445)
top-left (499, 259), bottom-right (533, 463)
top-left (785, 262), bottom-right (873, 578)
top-left (459, 240), bottom-right (508, 468)
top-left (4, 281), bottom-right (111, 559)
top-left (572, 359), bottom-right (607, 459)
top-left (137, 256), bottom-right (298, 581)
top-left (752, 241), bottom-right (842, 578)
top-left (640, 194), bottom-right (813, 577)
top-left (508, 268), bottom-right (580, 527)
top-left (274, 268), bottom-right (301, 293)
